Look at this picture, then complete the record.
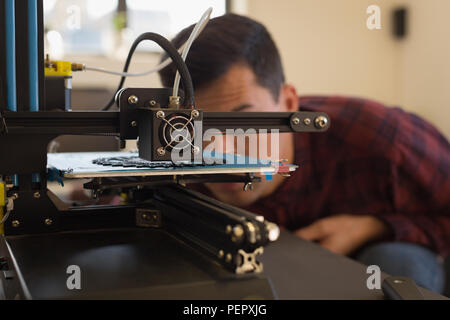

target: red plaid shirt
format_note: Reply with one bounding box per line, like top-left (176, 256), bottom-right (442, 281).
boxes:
top-left (197, 96), bottom-right (450, 257)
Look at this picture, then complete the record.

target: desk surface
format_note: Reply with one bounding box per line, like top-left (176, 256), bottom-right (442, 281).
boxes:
top-left (3, 229), bottom-right (446, 300)
top-left (262, 231), bottom-right (445, 299)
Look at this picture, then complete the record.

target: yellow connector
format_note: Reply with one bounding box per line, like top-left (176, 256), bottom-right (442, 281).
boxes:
top-left (0, 182), bottom-right (5, 207)
top-left (45, 60), bottom-right (73, 77)
top-left (119, 192), bottom-right (129, 205)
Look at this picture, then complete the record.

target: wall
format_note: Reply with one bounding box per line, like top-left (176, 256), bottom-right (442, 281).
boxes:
top-left (246, 0), bottom-right (400, 105)
top-left (396, 0), bottom-right (450, 138)
top-left (245, 0), bottom-right (450, 138)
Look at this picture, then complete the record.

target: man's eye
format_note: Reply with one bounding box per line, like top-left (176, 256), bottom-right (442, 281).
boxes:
top-left (232, 104), bottom-right (254, 112)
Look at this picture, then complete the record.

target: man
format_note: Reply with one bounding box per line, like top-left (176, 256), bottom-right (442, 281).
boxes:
top-left (159, 14), bottom-right (449, 293)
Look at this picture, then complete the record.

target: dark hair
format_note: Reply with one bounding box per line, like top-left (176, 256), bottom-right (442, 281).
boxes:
top-left (159, 13), bottom-right (285, 101)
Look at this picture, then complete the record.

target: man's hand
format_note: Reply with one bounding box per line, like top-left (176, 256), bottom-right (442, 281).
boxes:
top-left (295, 214), bottom-right (390, 255)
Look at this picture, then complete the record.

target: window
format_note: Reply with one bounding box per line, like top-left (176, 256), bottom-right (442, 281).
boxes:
top-left (44, 0), bottom-right (227, 58)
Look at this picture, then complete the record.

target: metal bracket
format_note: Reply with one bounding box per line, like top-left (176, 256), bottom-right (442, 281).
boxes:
top-left (136, 208), bottom-right (162, 228)
top-left (117, 87), bottom-right (184, 140)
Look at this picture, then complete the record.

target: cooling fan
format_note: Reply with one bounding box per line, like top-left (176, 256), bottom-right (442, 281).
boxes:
top-left (138, 108), bottom-right (203, 164)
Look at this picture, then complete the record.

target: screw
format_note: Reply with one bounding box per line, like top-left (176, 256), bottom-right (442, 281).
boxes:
top-left (225, 253), bottom-right (233, 263)
top-left (314, 116), bottom-right (328, 129)
top-left (33, 192), bottom-right (40, 199)
top-left (128, 95), bottom-right (138, 105)
top-left (192, 146), bottom-right (200, 154)
top-left (232, 225), bottom-right (244, 242)
top-left (44, 218), bottom-right (53, 226)
top-left (156, 110), bottom-right (165, 119)
top-left (157, 147), bottom-right (166, 156)
top-left (191, 110), bottom-right (199, 118)
top-left (255, 215), bottom-right (265, 222)
top-left (225, 225), bottom-right (232, 234)
top-left (292, 117), bottom-right (300, 125)
top-left (130, 120), bottom-right (137, 127)
top-left (233, 225), bottom-right (244, 237)
top-left (149, 100), bottom-right (157, 106)
top-left (11, 220), bottom-right (19, 228)
top-left (303, 118), bottom-right (311, 125)
top-left (218, 250), bottom-right (224, 259)
top-left (266, 222), bottom-right (280, 241)
top-left (243, 182), bottom-right (253, 192)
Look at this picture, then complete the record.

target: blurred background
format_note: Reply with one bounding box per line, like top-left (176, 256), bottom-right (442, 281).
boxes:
top-left (43, 0), bottom-right (450, 140)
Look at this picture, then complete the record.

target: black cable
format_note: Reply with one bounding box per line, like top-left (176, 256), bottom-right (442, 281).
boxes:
top-left (102, 32), bottom-right (195, 110)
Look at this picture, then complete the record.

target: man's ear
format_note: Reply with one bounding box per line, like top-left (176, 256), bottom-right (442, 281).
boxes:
top-left (278, 84), bottom-right (299, 112)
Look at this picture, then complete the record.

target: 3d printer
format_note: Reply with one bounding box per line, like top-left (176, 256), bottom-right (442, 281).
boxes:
top-left (0, 2), bottom-right (329, 299)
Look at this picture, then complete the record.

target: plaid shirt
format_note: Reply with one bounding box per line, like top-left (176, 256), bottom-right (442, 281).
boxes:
top-left (195, 96), bottom-right (450, 257)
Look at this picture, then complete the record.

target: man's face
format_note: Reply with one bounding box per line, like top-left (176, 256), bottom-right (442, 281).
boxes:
top-left (195, 64), bottom-right (298, 207)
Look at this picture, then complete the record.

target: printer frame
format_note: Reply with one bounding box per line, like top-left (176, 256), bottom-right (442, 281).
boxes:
top-left (0, 0), bottom-right (329, 299)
